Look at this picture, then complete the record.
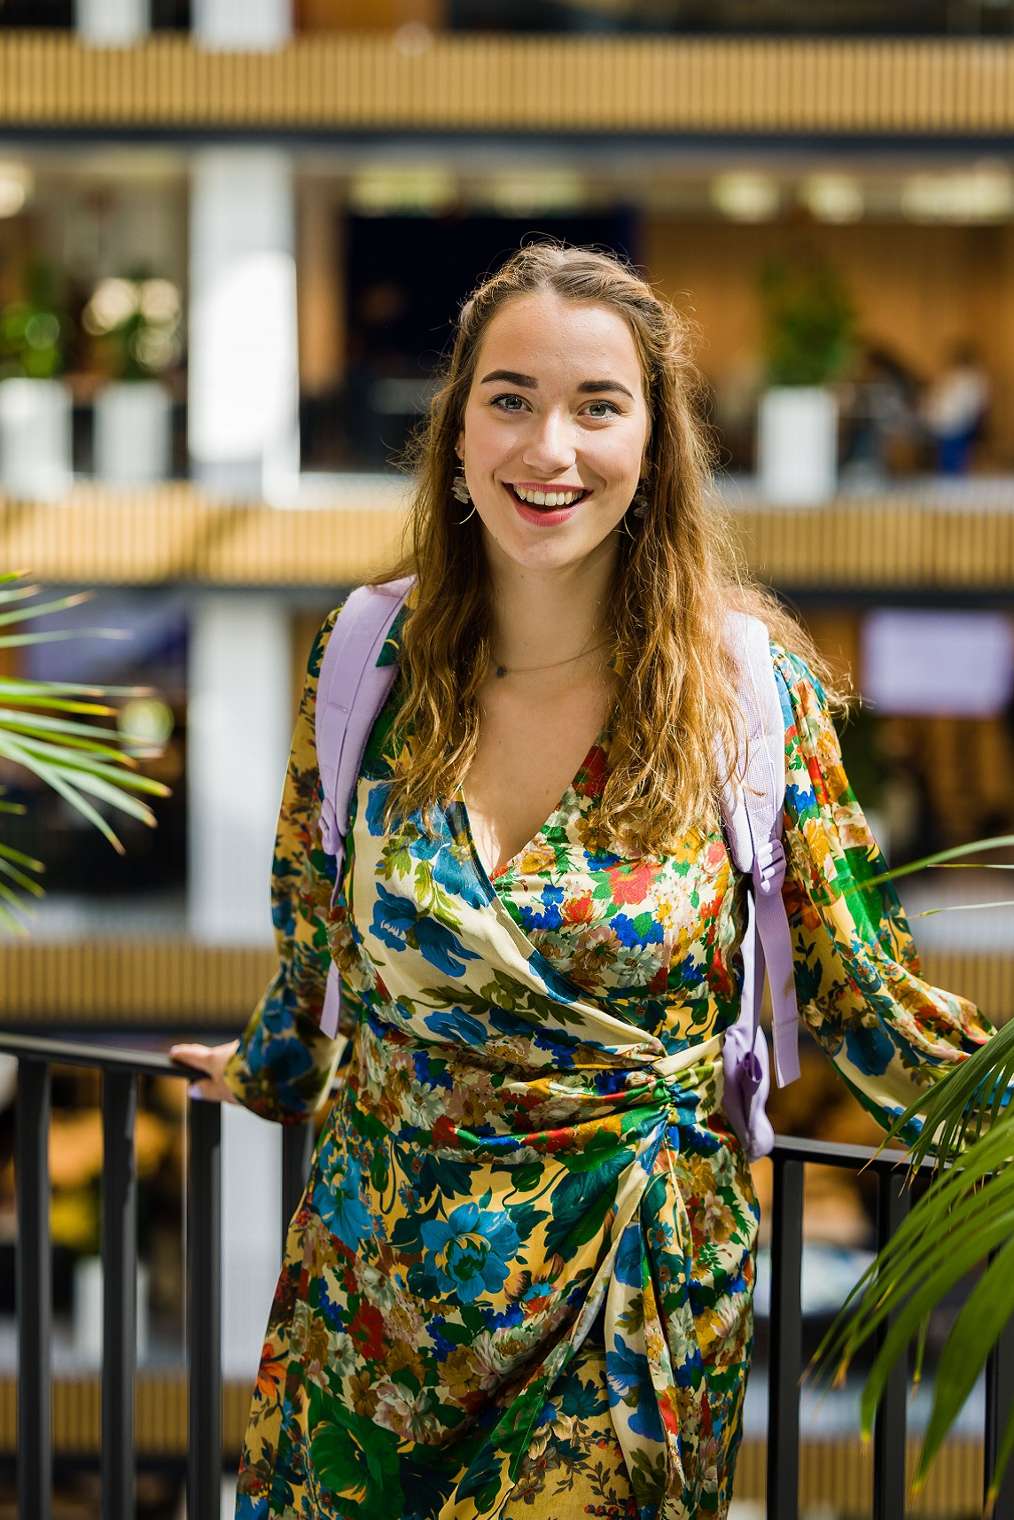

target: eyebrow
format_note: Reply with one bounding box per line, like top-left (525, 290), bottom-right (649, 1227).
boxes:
top-left (479, 369), bottom-right (635, 401)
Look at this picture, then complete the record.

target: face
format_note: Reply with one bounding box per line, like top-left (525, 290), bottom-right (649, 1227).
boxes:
top-left (455, 291), bottom-right (651, 574)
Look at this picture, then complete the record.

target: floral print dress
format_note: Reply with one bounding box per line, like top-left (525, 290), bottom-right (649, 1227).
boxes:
top-left (225, 591), bottom-right (994, 1520)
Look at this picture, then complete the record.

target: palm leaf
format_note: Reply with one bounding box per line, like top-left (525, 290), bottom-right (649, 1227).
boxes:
top-left (854, 835), bottom-right (1014, 892)
top-left (8, 737), bottom-right (170, 795)
top-left (0, 589), bottom-right (92, 627)
top-left (916, 1236), bottom-right (1014, 1493)
top-left (0, 628), bottom-right (131, 649)
top-left (0, 571), bottom-right (173, 904)
top-left (813, 1027), bottom-right (1014, 1506)
top-left (815, 824), bottom-right (1014, 1506)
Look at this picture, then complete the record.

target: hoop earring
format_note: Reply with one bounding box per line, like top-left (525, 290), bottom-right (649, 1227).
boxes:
top-left (451, 465), bottom-right (477, 524)
top-left (617, 478), bottom-right (650, 540)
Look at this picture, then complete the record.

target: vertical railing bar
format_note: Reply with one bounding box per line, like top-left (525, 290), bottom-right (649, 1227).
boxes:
top-left (15, 1058), bottom-right (52, 1520)
top-left (281, 1121), bottom-right (314, 1254)
top-left (873, 1167), bottom-right (910, 1520)
top-left (768, 1154), bottom-right (804, 1520)
top-left (101, 1069), bottom-right (138, 1520)
top-left (186, 1096), bottom-right (222, 1520)
top-left (984, 1256), bottom-right (1014, 1515)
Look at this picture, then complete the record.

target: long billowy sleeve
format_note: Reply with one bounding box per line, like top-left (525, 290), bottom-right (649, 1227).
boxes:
top-left (771, 640), bottom-right (1001, 1145)
top-left (222, 605), bottom-right (365, 1123)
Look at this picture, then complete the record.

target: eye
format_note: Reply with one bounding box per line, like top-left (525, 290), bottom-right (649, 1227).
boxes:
top-left (490, 392), bottom-right (528, 412)
top-left (584, 400), bottom-right (620, 418)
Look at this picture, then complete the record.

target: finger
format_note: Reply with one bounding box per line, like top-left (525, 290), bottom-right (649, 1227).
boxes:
top-left (187, 1081), bottom-right (206, 1100)
top-left (170, 1043), bottom-right (212, 1071)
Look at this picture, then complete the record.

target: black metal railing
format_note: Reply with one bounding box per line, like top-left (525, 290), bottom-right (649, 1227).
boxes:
top-left (768, 1135), bottom-right (1014, 1520)
top-left (2, 1031), bottom-right (1012, 1520)
top-left (1, 1030), bottom-right (312, 1520)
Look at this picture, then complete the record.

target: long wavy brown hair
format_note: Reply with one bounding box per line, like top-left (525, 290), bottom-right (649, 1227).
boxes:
top-left (370, 239), bottom-right (848, 855)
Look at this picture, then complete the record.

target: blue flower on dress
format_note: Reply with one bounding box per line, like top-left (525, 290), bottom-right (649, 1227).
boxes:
top-left (605, 1333), bottom-right (664, 1441)
top-left (313, 1152), bottom-right (372, 1251)
top-left (784, 781), bottom-right (817, 821)
top-left (244, 1020), bottom-right (313, 1090)
top-left (414, 917), bottom-right (481, 976)
top-left (432, 846), bottom-right (488, 909)
top-left (365, 781), bottom-right (392, 836)
top-left (371, 885), bottom-right (480, 976)
top-left (611, 913), bottom-right (664, 949)
top-left (845, 1018), bottom-right (895, 1076)
top-left (270, 880), bottom-right (296, 937)
top-left (420, 1203), bottom-right (521, 1305)
top-left (614, 1222), bottom-right (644, 1288)
top-left (424, 1005), bottom-right (488, 1046)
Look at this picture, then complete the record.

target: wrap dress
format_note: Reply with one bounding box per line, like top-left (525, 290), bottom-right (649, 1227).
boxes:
top-left (225, 589), bottom-right (994, 1520)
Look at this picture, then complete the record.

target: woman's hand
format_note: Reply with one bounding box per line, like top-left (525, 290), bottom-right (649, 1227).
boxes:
top-left (169, 1039), bottom-right (241, 1104)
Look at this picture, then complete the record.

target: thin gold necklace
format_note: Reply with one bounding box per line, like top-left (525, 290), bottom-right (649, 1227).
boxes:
top-left (491, 636), bottom-right (613, 679)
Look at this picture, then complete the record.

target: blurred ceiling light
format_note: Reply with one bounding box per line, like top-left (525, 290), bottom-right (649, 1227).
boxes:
top-left (83, 277), bottom-right (140, 335)
top-left (392, 22), bottom-right (433, 56)
top-left (900, 164), bottom-right (1014, 221)
top-left (118, 697), bottom-right (175, 747)
top-left (0, 162), bottom-right (32, 218)
top-left (349, 166), bottom-right (456, 214)
top-left (800, 173), bottom-right (864, 222)
top-left (710, 173), bottom-right (779, 221)
top-left (139, 278), bottom-right (181, 324)
top-left (479, 171), bottom-right (585, 215)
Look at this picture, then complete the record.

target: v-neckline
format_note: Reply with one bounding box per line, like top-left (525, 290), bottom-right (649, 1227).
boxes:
top-left (456, 718), bottom-right (613, 890)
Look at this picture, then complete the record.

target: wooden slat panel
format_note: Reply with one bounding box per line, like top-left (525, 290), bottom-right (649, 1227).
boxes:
top-left (0, 942), bottom-right (1009, 1023)
top-left (2, 487), bottom-right (1012, 591)
top-left (0, 943), bottom-right (275, 1022)
top-left (0, 1379), bottom-right (986, 1515)
top-left (0, 35), bottom-right (1011, 135)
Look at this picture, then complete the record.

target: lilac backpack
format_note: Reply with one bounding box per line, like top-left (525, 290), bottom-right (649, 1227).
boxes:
top-left (313, 577), bottom-right (800, 1160)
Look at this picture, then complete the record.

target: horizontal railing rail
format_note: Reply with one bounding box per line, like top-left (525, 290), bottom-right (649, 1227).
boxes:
top-left (1, 1029), bottom-right (1010, 1520)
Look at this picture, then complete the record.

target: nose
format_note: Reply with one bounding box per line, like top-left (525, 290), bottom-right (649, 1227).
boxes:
top-left (520, 409), bottom-right (577, 476)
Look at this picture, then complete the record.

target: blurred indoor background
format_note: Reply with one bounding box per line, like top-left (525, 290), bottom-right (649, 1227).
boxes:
top-left (0, 2), bottom-right (1012, 1516)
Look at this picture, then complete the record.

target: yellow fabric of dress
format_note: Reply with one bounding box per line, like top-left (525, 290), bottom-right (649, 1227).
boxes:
top-left (224, 594), bottom-right (995, 1520)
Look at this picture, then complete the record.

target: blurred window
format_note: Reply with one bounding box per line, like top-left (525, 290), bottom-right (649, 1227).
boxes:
top-left (445, 0), bottom-right (1013, 34)
top-left (0, 1), bottom-right (190, 27)
top-left (302, 208), bottom-right (638, 471)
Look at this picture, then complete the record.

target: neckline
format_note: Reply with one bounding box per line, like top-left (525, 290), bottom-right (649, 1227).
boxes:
top-left (457, 717), bottom-right (613, 889)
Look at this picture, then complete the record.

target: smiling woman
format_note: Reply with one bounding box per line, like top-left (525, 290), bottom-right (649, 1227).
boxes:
top-left (173, 241), bottom-right (1000, 1520)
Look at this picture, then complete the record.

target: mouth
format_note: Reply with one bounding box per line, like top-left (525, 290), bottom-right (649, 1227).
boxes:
top-left (502, 482), bottom-right (592, 513)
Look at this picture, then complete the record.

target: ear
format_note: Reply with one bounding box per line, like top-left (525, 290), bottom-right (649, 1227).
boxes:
top-left (455, 430), bottom-right (464, 459)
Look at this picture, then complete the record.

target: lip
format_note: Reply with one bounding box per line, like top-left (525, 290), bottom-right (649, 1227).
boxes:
top-left (503, 480), bottom-right (589, 527)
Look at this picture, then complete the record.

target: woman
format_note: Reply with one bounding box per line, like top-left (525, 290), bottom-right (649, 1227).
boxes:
top-left (171, 242), bottom-right (994, 1520)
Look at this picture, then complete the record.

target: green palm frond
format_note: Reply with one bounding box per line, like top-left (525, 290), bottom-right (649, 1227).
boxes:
top-left (0, 570), bottom-right (172, 928)
top-left (818, 827), bottom-right (1014, 1513)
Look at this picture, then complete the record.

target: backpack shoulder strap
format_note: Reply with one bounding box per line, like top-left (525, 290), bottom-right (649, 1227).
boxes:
top-left (719, 610), bottom-right (800, 1086)
top-left (314, 574), bottom-right (414, 1037)
top-left (316, 576), bottom-right (414, 864)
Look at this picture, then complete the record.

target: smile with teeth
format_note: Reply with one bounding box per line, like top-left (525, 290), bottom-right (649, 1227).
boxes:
top-left (508, 483), bottom-right (589, 508)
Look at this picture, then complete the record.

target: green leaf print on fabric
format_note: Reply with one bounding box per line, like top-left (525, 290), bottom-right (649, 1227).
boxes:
top-left (543, 1149), bottom-right (634, 1258)
top-left (307, 1386), bottom-right (403, 1516)
top-left (231, 602), bottom-right (1000, 1520)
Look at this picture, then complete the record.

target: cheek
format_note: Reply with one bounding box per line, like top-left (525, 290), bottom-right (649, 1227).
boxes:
top-left (583, 428), bottom-right (643, 482)
top-left (463, 406), bottom-right (507, 460)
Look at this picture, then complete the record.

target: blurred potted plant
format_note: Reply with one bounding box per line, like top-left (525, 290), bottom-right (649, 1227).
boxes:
top-left (85, 271), bottom-right (182, 485)
top-left (0, 569), bottom-right (172, 932)
top-left (755, 250), bottom-right (856, 505)
top-left (0, 260), bottom-right (74, 500)
top-left (75, 0), bottom-right (151, 46)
